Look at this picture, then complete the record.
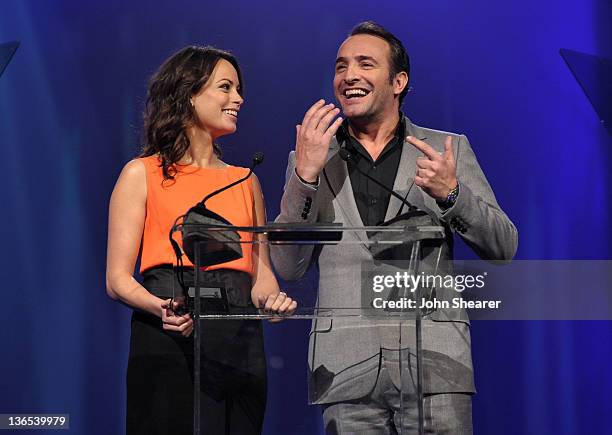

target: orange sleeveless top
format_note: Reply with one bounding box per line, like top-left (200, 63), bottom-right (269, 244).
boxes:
top-left (139, 155), bottom-right (254, 275)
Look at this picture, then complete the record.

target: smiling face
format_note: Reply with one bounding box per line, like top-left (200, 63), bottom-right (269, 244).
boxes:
top-left (334, 34), bottom-right (407, 123)
top-left (190, 58), bottom-right (243, 138)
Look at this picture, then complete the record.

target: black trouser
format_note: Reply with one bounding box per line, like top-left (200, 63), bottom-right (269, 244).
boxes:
top-left (126, 267), bottom-right (267, 435)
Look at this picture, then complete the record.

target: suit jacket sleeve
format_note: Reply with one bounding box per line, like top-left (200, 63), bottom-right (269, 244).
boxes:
top-left (439, 134), bottom-right (518, 262)
top-left (270, 151), bottom-right (320, 281)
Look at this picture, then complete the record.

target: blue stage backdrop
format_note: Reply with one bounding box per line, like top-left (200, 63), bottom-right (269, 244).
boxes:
top-left (1, 1), bottom-right (611, 434)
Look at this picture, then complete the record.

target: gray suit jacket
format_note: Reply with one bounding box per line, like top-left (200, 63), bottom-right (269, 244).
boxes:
top-left (271, 117), bottom-right (518, 404)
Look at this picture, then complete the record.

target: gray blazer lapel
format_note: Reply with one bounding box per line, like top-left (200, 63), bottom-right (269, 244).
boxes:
top-left (383, 117), bottom-right (428, 222)
top-left (323, 137), bottom-right (369, 245)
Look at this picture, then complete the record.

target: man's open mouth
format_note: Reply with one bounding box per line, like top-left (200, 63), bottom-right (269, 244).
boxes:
top-left (343, 88), bottom-right (370, 99)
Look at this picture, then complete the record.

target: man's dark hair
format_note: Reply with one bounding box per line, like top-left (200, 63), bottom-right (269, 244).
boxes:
top-left (350, 21), bottom-right (410, 106)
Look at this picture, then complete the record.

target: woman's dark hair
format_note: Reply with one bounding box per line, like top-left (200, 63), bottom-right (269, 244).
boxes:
top-left (140, 45), bottom-right (243, 180)
top-left (350, 21), bottom-right (410, 106)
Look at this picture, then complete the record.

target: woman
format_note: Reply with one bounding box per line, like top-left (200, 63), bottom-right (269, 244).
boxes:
top-left (106, 46), bottom-right (295, 435)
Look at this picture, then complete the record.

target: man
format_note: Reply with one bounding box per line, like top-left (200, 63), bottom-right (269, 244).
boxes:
top-left (271, 21), bottom-right (517, 434)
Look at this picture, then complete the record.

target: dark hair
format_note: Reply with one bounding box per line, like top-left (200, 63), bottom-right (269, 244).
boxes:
top-left (350, 21), bottom-right (410, 105)
top-left (140, 45), bottom-right (243, 180)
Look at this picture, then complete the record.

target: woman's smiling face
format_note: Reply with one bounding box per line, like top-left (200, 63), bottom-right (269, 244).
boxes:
top-left (191, 58), bottom-right (244, 138)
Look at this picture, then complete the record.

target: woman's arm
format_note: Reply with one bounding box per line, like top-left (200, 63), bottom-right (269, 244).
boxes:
top-left (106, 159), bottom-right (193, 336)
top-left (250, 174), bottom-right (297, 316)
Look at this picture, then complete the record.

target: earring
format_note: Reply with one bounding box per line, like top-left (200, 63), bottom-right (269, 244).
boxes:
top-left (190, 99), bottom-right (194, 107)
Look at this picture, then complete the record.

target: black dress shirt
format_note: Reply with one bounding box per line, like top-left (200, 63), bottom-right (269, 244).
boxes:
top-left (336, 114), bottom-right (406, 226)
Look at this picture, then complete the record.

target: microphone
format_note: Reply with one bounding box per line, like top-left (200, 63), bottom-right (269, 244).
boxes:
top-left (337, 147), bottom-right (440, 258)
top-left (177, 152), bottom-right (265, 266)
top-left (338, 148), bottom-right (418, 214)
top-left (200, 152), bottom-right (264, 206)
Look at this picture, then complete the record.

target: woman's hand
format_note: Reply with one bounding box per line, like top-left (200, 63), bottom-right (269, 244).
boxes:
top-left (252, 289), bottom-right (298, 322)
top-left (249, 174), bottom-right (298, 322)
top-left (161, 299), bottom-right (194, 337)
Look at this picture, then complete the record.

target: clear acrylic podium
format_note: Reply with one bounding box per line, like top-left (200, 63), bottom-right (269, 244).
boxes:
top-left (173, 221), bottom-right (446, 435)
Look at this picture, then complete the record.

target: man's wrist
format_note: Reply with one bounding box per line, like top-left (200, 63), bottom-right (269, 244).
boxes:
top-left (437, 183), bottom-right (459, 210)
top-left (295, 168), bottom-right (319, 186)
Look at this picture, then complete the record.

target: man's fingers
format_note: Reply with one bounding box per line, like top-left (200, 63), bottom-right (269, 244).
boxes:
top-left (302, 99), bottom-right (326, 124)
top-left (308, 103), bottom-right (336, 131)
top-left (415, 156), bottom-right (435, 170)
top-left (444, 136), bottom-right (455, 163)
top-left (317, 107), bottom-right (340, 134)
top-left (416, 168), bottom-right (436, 180)
top-left (323, 117), bottom-right (344, 141)
top-left (316, 107), bottom-right (340, 133)
top-left (407, 136), bottom-right (441, 161)
top-left (302, 99), bottom-right (328, 131)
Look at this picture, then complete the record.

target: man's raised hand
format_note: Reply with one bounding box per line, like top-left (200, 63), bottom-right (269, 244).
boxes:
top-left (295, 99), bottom-right (343, 182)
top-left (408, 135), bottom-right (458, 201)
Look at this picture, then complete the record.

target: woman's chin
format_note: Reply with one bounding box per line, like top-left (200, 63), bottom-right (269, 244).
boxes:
top-left (212, 124), bottom-right (237, 138)
top-left (223, 125), bottom-right (237, 136)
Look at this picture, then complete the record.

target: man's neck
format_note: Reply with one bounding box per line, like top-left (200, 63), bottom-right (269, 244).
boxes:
top-left (348, 110), bottom-right (401, 160)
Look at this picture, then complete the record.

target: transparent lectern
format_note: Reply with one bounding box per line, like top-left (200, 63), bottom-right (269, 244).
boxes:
top-left (172, 221), bottom-right (446, 435)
